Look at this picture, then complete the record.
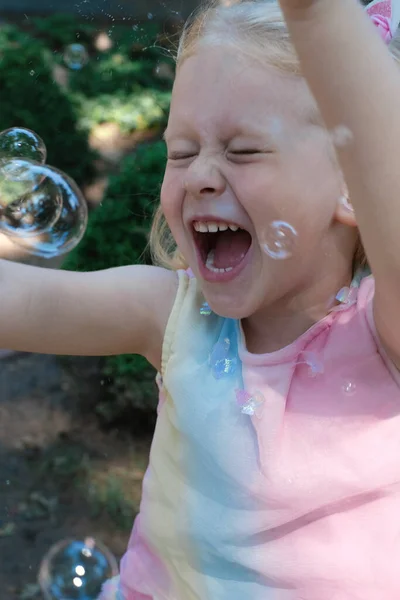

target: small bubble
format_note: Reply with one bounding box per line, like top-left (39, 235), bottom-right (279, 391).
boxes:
top-left (236, 389), bottom-right (265, 418)
top-left (298, 351), bottom-right (324, 377)
top-left (209, 337), bottom-right (237, 379)
top-left (261, 220), bottom-right (298, 259)
top-left (63, 43), bottom-right (89, 70)
top-left (200, 302), bottom-right (212, 316)
top-left (39, 537), bottom-right (118, 600)
top-left (330, 125), bottom-right (353, 148)
top-left (147, 12), bottom-right (153, 19)
top-left (343, 380), bottom-right (356, 395)
top-left (29, 70), bottom-right (35, 76)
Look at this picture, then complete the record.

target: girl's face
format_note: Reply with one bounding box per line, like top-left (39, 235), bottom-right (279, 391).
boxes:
top-left (161, 46), bottom-right (357, 318)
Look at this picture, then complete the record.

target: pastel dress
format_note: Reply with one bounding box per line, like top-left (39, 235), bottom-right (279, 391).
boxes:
top-left (99, 270), bottom-right (400, 599)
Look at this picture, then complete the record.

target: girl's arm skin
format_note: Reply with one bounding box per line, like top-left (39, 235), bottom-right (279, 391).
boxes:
top-left (278, 0), bottom-right (400, 364)
top-left (0, 260), bottom-right (178, 371)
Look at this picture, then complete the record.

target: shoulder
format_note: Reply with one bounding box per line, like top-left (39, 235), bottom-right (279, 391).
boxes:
top-left (132, 266), bottom-right (181, 370)
top-left (363, 273), bottom-right (400, 370)
top-left (354, 275), bottom-right (400, 376)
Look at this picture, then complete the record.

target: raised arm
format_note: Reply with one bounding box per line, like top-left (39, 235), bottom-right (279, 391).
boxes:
top-left (0, 260), bottom-right (178, 370)
top-left (278, 0), bottom-right (400, 361)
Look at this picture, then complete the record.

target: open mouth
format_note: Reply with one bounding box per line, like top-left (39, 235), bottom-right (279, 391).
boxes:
top-left (192, 220), bottom-right (252, 275)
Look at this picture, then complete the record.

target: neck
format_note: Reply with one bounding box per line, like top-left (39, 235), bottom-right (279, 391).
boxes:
top-left (241, 266), bottom-right (354, 355)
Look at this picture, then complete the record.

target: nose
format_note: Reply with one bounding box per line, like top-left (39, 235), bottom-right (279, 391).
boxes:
top-left (184, 155), bottom-right (226, 199)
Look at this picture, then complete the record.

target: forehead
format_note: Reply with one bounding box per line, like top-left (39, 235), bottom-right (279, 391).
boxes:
top-left (166, 47), bottom-right (317, 140)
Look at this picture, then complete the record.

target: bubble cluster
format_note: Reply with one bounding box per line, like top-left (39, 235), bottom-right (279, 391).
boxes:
top-left (0, 128), bottom-right (87, 257)
top-left (261, 220), bottom-right (298, 260)
top-left (64, 44), bottom-right (89, 70)
top-left (39, 537), bottom-right (119, 600)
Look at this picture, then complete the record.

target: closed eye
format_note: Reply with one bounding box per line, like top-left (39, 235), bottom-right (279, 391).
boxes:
top-left (168, 153), bottom-right (197, 160)
top-left (229, 149), bottom-right (264, 156)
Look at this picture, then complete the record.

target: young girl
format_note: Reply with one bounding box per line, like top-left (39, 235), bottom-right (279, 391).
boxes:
top-left (4, 0), bottom-right (400, 597)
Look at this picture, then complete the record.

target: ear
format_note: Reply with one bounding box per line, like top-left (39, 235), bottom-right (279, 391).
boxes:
top-left (334, 194), bottom-right (358, 228)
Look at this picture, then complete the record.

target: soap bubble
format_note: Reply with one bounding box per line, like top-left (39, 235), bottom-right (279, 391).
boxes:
top-left (39, 537), bottom-right (119, 600)
top-left (0, 127), bottom-right (47, 163)
top-left (64, 44), bottom-right (89, 70)
top-left (330, 125), bottom-right (353, 148)
top-left (8, 165), bottom-right (88, 257)
top-left (261, 220), bottom-right (298, 260)
top-left (0, 157), bottom-right (46, 206)
top-left (0, 159), bottom-right (62, 236)
top-left (209, 337), bottom-right (238, 379)
top-left (298, 351), bottom-right (324, 377)
top-left (342, 380), bottom-right (357, 395)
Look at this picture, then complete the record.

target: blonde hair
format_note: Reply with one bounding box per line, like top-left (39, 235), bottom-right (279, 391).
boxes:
top-left (150, 0), bottom-right (400, 272)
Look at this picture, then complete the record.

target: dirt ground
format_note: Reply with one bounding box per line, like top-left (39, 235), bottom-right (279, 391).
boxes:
top-left (0, 351), bottom-right (153, 599)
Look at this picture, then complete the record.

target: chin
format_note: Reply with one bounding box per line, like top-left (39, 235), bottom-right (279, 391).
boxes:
top-left (202, 285), bottom-right (258, 320)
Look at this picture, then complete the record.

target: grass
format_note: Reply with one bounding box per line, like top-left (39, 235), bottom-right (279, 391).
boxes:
top-left (28, 437), bottom-right (141, 532)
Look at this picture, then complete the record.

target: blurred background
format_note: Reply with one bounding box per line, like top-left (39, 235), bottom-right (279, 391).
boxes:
top-left (0, 0), bottom-right (192, 597)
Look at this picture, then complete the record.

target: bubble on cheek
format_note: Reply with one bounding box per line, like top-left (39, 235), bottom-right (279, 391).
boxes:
top-left (329, 125), bottom-right (353, 148)
top-left (261, 220), bottom-right (298, 260)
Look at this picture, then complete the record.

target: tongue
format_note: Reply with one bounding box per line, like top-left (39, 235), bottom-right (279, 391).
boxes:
top-left (213, 229), bottom-right (251, 269)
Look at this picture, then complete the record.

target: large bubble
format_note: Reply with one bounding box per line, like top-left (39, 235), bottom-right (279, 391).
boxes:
top-left (0, 158), bottom-right (62, 236)
top-left (7, 164), bottom-right (88, 257)
top-left (38, 537), bottom-right (119, 600)
top-left (0, 127), bottom-right (47, 164)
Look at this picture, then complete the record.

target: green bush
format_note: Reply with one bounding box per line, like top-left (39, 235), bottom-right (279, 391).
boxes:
top-left (76, 89), bottom-right (171, 134)
top-left (0, 26), bottom-right (96, 185)
top-left (63, 141), bottom-right (168, 419)
top-left (30, 13), bottom-right (96, 50)
top-left (63, 140), bottom-right (166, 270)
top-left (0, 16), bottom-right (173, 424)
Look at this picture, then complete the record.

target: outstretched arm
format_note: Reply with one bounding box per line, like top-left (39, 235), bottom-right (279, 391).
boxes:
top-left (0, 260), bottom-right (178, 371)
top-left (278, 0), bottom-right (400, 362)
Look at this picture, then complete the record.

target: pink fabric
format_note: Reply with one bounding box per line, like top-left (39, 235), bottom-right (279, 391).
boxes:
top-left (100, 275), bottom-right (400, 598)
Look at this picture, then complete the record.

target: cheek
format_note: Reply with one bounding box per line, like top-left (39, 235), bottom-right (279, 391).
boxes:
top-left (160, 170), bottom-right (183, 224)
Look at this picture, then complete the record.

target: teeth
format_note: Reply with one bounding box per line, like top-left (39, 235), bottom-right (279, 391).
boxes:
top-left (205, 249), bottom-right (233, 273)
top-left (193, 221), bottom-right (241, 233)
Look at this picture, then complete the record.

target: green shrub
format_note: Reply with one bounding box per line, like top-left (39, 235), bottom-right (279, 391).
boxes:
top-left (63, 140), bottom-right (166, 270)
top-left (30, 14), bottom-right (96, 50)
top-left (0, 27), bottom-right (95, 185)
top-left (63, 141), bottom-right (168, 419)
top-left (76, 89), bottom-right (171, 134)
